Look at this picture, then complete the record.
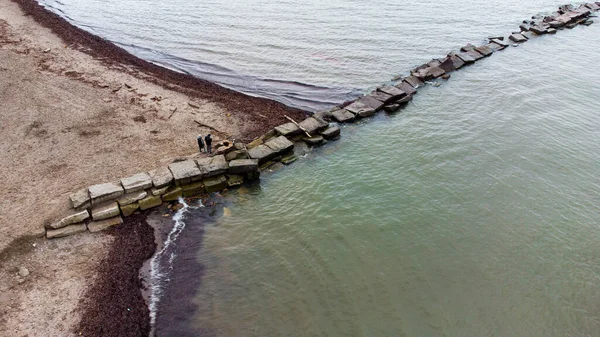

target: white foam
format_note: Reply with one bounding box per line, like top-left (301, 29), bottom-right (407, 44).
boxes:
top-left (148, 198), bottom-right (203, 329)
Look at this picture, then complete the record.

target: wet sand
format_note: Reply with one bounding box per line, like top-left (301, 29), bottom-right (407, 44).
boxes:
top-left (0, 0), bottom-right (308, 335)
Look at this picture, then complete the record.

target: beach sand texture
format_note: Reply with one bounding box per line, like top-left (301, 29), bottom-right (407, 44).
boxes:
top-left (0, 0), bottom-right (306, 334)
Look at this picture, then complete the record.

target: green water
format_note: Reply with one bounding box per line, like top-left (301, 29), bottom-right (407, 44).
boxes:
top-left (187, 22), bottom-right (600, 337)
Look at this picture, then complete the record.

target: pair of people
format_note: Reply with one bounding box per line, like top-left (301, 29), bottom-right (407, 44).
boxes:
top-left (197, 134), bottom-right (213, 154)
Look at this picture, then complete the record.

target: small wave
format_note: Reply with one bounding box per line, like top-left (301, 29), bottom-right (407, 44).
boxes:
top-left (117, 43), bottom-right (362, 111)
top-left (148, 198), bottom-right (203, 329)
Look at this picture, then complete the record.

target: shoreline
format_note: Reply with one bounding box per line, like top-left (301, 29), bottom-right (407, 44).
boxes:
top-left (0, 0), bottom-right (310, 335)
top-left (2, 0), bottom-right (598, 335)
top-left (11, 0), bottom-right (309, 142)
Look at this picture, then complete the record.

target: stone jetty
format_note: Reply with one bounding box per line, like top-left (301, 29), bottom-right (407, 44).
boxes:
top-left (45, 3), bottom-right (598, 239)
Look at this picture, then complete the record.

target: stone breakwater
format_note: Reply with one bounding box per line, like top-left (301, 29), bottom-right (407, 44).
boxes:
top-left (43, 2), bottom-right (598, 239)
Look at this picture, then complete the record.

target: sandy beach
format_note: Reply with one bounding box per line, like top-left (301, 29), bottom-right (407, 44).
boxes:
top-left (0, 0), bottom-right (307, 334)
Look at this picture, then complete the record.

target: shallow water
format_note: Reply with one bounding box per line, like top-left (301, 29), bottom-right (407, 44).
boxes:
top-left (170, 25), bottom-right (600, 337)
top-left (38, 0), bottom-right (575, 110)
top-left (39, 0), bottom-right (600, 336)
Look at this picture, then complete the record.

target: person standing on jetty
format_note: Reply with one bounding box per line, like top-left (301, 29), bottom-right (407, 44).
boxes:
top-left (205, 134), bottom-right (213, 154)
top-left (197, 134), bottom-right (205, 153)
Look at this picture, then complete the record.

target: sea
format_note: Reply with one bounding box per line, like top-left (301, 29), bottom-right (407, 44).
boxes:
top-left (38, 0), bottom-right (600, 336)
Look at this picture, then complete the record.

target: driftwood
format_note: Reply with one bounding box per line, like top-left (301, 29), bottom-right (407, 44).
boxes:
top-left (194, 120), bottom-right (223, 135)
top-left (284, 115), bottom-right (311, 137)
top-left (167, 107), bottom-right (177, 119)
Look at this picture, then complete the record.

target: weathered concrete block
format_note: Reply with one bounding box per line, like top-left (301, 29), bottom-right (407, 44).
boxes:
top-left (331, 109), bottom-right (356, 123)
top-left (530, 25), bottom-right (548, 35)
top-left (519, 23), bottom-right (532, 31)
top-left (203, 175), bottom-right (227, 193)
top-left (298, 117), bottom-right (329, 134)
top-left (139, 195), bottom-right (162, 210)
top-left (120, 202), bottom-right (139, 216)
top-left (547, 27), bottom-right (557, 34)
top-left (321, 126), bottom-right (341, 140)
top-left (475, 45), bottom-right (493, 56)
top-left (450, 55), bottom-right (466, 69)
top-left (367, 91), bottom-right (393, 103)
top-left (47, 210), bottom-right (90, 229)
top-left (46, 224), bottom-right (87, 239)
top-left (228, 159), bottom-right (259, 174)
top-left (148, 167), bottom-right (173, 188)
top-left (312, 110), bottom-right (333, 121)
top-left (226, 174), bottom-right (244, 187)
top-left (69, 188), bottom-right (90, 210)
top-left (302, 135), bottom-right (325, 145)
top-left (396, 95), bottom-right (414, 104)
top-left (196, 155), bottom-right (229, 177)
top-left (491, 38), bottom-right (509, 47)
top-left (274, 122), bottom-right (301, 137)
top-left (88, 216), bottom-right (123, 233)
top-left (117, 191), bottom-right (147, 206)
top-left (225, 149), bottom-right (249, 161)
top-left (169, 160), bottom-right (202, 186)
top-left (403, 75), bottom-right (424, 89)
top-left (455, 52), bottom-right (476, 64)
top-left (281, 154), bottom-right (298, 165)
top-left (509, 33), bottom-right (528, 43)
top-left (121, 172), bottom-right (152, 193)
top-left (151, 186), bottom-right (169, 196)
top-left (345, 100), bottom-right (376, 118)
top-left (465, 50), bottom-right (484, 60)
top-left (414, 66), bottom-right (445, 81)
top-left (377, 86), bottom-right (407, 100)
top-left (487, 42), bottom-right (505, 52)
top-left (396, 81), bottom-right (417, 96)
top-left (181, 182), bottom-right (205, 197)
top-left (437, 57), bottom-right (455, 73)
top-left (248, 144), bottom-right (276, 164)
top-left (162, 187), bottom-right (183, 202)
top-left (92, 202), bottom-right (121, 221)
top-left (460, 43), bottom-right (477, 52)
top-left (265, 136), bottom-right (294, 154)
top-left (89, 182), bottom-right (124, 205)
